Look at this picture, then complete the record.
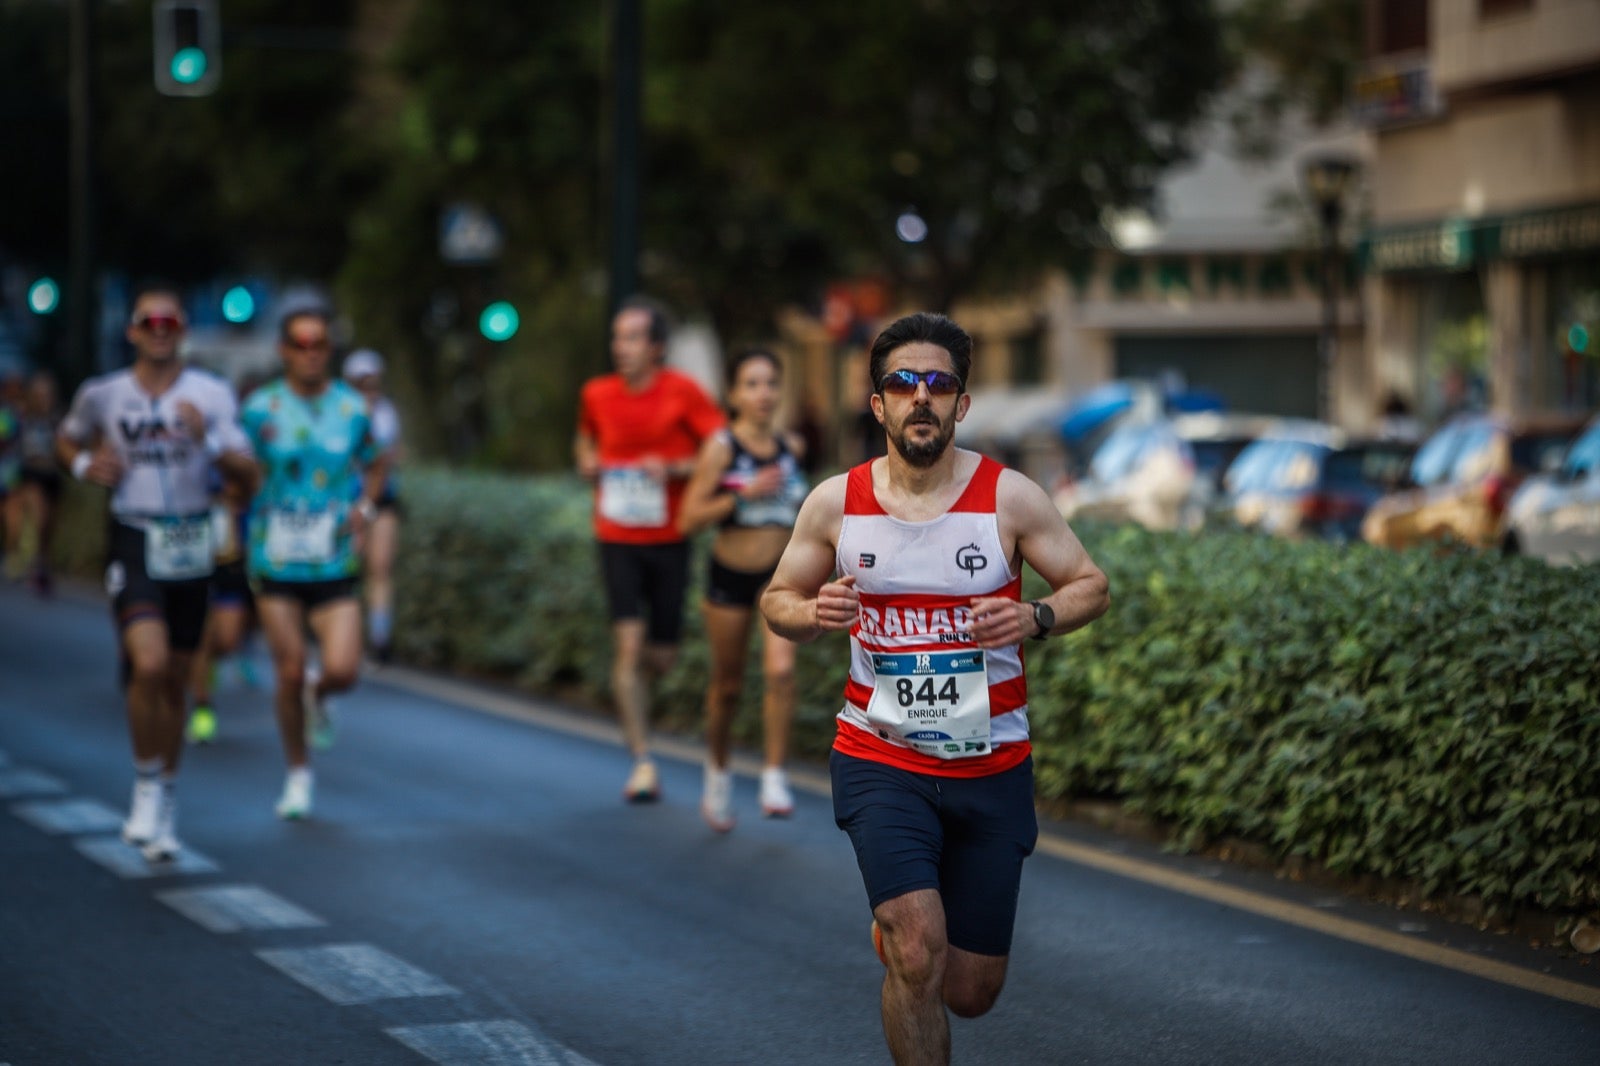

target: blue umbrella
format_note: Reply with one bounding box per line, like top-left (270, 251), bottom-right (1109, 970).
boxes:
top-left (1058, 382), bottom-right (1136, 441)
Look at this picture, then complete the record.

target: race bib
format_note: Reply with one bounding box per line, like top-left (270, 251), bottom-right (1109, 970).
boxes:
top-left (598, 468), bottom-right (668, 528)
top-left (145, 515), bottom-right (213, 582)
top-left (265, 510), bottom-right (337, 565)
top-left (865, 649), bottom-right (991, 759)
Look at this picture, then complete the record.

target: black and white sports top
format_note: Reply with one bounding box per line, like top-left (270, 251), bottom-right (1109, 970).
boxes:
top-left (59, 367), bottom-right (250, 520)
top-left (716, 428), bottom-right (808, 529)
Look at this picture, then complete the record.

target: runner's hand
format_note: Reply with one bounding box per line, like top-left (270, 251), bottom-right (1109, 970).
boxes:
top-left (814, 574), bottom-right (859, 631)
top-left (967, 595), bottom-right (1029, 649)
top-left (83, 446), bottom-right (125, 489)
top-left (174, 400), bottom-right (206, 442)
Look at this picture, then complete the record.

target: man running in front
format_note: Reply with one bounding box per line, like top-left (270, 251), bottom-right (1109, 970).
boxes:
top-left (761, 312), bottom-right (1110, 1065)
top-left (56, 284), bottom-right (257, 862)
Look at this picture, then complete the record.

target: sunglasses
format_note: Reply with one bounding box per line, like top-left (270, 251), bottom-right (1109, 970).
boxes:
top-left (285, 336), bottom-right (331, 352)
top-left (133, 314), bottom-right (183, 333)
top-left (876, 369), bottom-right (963, 396)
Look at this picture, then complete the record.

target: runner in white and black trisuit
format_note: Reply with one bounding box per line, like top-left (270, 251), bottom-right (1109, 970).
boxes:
top-left (56, 284), bottom-right (257, 863)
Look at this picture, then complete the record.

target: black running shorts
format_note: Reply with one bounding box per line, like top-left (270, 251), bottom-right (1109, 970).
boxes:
top-left (830, 749), bottom-right (1038, 956)
top-left (105, 520), bottom-right (213, 652)
top-left (598, 540), bottom-right (691, 645)
top-left (704, 557), bottom-right (777, 610)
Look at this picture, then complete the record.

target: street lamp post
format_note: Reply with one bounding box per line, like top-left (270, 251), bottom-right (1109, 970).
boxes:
top-left (1302, 156), bottom-right (1358, 425)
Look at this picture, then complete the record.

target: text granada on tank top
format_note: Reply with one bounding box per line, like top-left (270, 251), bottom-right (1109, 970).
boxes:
top-left (834, 455), bottom-right (1030, 778)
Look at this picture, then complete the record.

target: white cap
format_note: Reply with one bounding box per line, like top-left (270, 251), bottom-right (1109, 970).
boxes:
top-left (343, 349), bottom-right (384, 381)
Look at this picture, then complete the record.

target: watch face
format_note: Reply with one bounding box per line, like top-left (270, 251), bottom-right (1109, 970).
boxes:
top-left (1034, 601), bottom-right (1055, 635)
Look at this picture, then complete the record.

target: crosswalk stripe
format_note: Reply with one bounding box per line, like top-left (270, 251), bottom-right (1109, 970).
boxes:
top-left (74, 836), bottom-right (220, 878)
top-left (157, 884), bottom-right (326, 933)
top-left (256, 943), bottom-right (460, 1005)
top-left (11, 797), bottom-right (125, 834)
top-left (386, 1020), bottom-right (601, 1066)
top-left (0, 767), bottom-right (68, 798)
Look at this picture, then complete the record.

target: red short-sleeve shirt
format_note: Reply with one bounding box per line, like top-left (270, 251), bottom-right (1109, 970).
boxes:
top-left (579, 368), bottom-right (725, 543)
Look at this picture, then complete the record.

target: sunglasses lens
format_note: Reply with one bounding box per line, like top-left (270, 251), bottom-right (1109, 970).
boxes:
top-left (880, 370), bottom-right (960, 395)
top-left (137, 315), bottom-right (181, 332)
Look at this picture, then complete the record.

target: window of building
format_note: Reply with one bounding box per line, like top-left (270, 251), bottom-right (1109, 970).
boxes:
top-left (1010, 325), bottom-right (1045, 386)
top-left (1479, 0), bottom-right (1534, 18)
top-left (1369, 0), bottom-right (1429, 57)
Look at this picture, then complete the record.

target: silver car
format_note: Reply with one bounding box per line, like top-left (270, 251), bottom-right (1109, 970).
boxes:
top-left (1503, 414), bottom-right (1600, 566)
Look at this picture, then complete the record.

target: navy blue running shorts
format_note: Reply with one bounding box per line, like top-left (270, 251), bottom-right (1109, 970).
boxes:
top-left (830, 749), bottom-right (1038, 957)
top-left (255, 577), bottom-right (360, 612)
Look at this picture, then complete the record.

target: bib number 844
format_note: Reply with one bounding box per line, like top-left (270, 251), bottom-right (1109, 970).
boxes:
top-left (896, 676), bottom-right (960, 708)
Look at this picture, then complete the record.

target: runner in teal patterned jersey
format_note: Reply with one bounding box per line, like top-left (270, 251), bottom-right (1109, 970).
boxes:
top-left (241, 377), bottom-right (377, 583)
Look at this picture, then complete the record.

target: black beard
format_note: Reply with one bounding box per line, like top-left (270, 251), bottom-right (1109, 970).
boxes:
top-left (890, 413), bottom-right (952, 468)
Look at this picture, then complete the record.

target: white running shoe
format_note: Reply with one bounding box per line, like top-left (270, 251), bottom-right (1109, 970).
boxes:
top-left (760, 767), bottom-right (795, 818)
top-left (623, 759), bottom-right (660, 803)
top-left (276, 767), bottom-right (314, 820)
top-left (700, 763), bottom-right (735, 833)
top-left (141, 791), bottom-right (180, 863)
top-left (303, 669), bottom-right (335, 751)
top-left (122, 778), bottom-right (163, 845)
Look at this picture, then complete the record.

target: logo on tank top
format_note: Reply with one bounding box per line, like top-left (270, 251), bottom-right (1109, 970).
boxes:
top-left (858, 552), bottom-right (876, 568)
top-left (955, 543), bottom-right (988, 576)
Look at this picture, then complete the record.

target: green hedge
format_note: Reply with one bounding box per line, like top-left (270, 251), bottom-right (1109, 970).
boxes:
top-left (393, 468), bottom-right (1600, 923)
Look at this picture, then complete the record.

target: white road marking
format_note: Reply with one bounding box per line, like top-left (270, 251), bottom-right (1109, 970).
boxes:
top-left (387, 1021), bottom-right (601, 1066)
top-left (157, 884), bottom-right (326, 934)
top-left (0, 767), bottom-right (68, 798)
top-left (12, 797), bottom-right (125, 834)
top-left (256, 943), bottom-right (460, 1005)
top-left (74, 836), bottom-right (220, 878)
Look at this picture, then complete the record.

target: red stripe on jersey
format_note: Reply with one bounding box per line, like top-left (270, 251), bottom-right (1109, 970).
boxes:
top-left (843, 455), bottom-right (1003, 516)
top-left (834, 720), bottom-right (1032, 778)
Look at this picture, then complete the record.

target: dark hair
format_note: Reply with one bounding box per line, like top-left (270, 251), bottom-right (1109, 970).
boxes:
top-left (868, 312), bottom-right (972, 392)
top-left (725, 346), bottom-right (781, 390)
top-left (278, 306), bottom-right (332, 343)
top-left (129, 281), bottom-right (183, 313)
top-left (617, 295), bottom-right (673, 346)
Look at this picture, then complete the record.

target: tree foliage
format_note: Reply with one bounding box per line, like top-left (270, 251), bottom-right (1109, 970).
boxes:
top-left (648, 0), bottom-right (1230, 313)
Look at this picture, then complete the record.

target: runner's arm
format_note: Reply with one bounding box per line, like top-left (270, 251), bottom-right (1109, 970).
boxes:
top-left (760, 475), bottom-right (856, 643)
top-left (677, 433), bottom-right (738, 534)
top-left (969, 469), bottom-right (1109, 648)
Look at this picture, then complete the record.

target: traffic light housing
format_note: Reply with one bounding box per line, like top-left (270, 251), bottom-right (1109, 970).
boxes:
top-left (154, 0), bottom-right (220, 97)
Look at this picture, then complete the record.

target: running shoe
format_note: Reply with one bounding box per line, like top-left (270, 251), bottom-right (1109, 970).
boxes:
top-left (303, 670), bottom-right (335, 751)
top-left (759, 767), bottom-right (795, 818)
top-left (141, 792), bottom-right (180, 863)
top-left (276, 767), bottom-right (314, 820)
top-left (623, 759), bottom-right (660, 804)
top-left (122, 778), bottom-right (163, 846)
top-left (871, 919), bottom-right (887, 967)
top-left (700, 763), bottom-right (735, 832)
top-left (187, 704), bottom-right (218, 745)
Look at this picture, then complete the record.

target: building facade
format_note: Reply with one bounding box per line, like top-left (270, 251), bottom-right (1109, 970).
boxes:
top-left (1359, 0), bottom-right (1600, 424)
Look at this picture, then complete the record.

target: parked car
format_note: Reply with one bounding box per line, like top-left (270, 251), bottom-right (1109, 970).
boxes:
top-left (1054, 412), bottom-right (1275, 532)
top-left (1360, 413), bottom-right (1583, 551)
top-left (1220, 424), bottom-right (1416, 541)
top-left (1502, 413), bottom-right (1600, 566)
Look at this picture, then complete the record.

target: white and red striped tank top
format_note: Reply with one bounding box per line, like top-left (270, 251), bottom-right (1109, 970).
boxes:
top-left (834, 454), bottom-right (1030, 777)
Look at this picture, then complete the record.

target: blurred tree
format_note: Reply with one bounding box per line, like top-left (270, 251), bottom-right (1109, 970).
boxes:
top-left (1223, 0), bottom-right (1363, 161)
top-left (646, 0), bottom-right (1231, 313)
top-left (0, 2), bottom-right (71, 268)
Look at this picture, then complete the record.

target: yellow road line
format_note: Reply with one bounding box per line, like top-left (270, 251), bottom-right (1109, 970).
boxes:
top-left (1034, 835), bottom-right (1600, 1011)
top-left (374, 664), bottom-right (1600, 1011)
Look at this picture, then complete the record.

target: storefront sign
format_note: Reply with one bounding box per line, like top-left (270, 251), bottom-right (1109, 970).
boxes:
top-left (1492, 204), bottom-right (1600, 258)
top-left (1364, 221), bottom-right (1473, 273)
top-left (1363, 202), bottom-right (1600, 273)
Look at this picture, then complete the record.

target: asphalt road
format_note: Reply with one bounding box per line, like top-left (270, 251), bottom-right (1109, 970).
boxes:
top-left (2, 579), bottom-right (1597, 1065)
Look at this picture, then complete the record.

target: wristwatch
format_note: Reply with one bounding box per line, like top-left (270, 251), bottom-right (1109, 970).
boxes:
top-left (1028, 600), bottom-right (1055, 641)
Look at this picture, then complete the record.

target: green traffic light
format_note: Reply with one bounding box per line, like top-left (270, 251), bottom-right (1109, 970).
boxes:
top-left (479, 301), bottom-right (520, 342)
top-left (171, 46), bottom-right (207, 85)
top-left (1569, 323), bottom-right (1591, 355)
top-left (27, 277), bottom-right (60, 315)
top-left (221, 285), bottom-right (255, 324)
